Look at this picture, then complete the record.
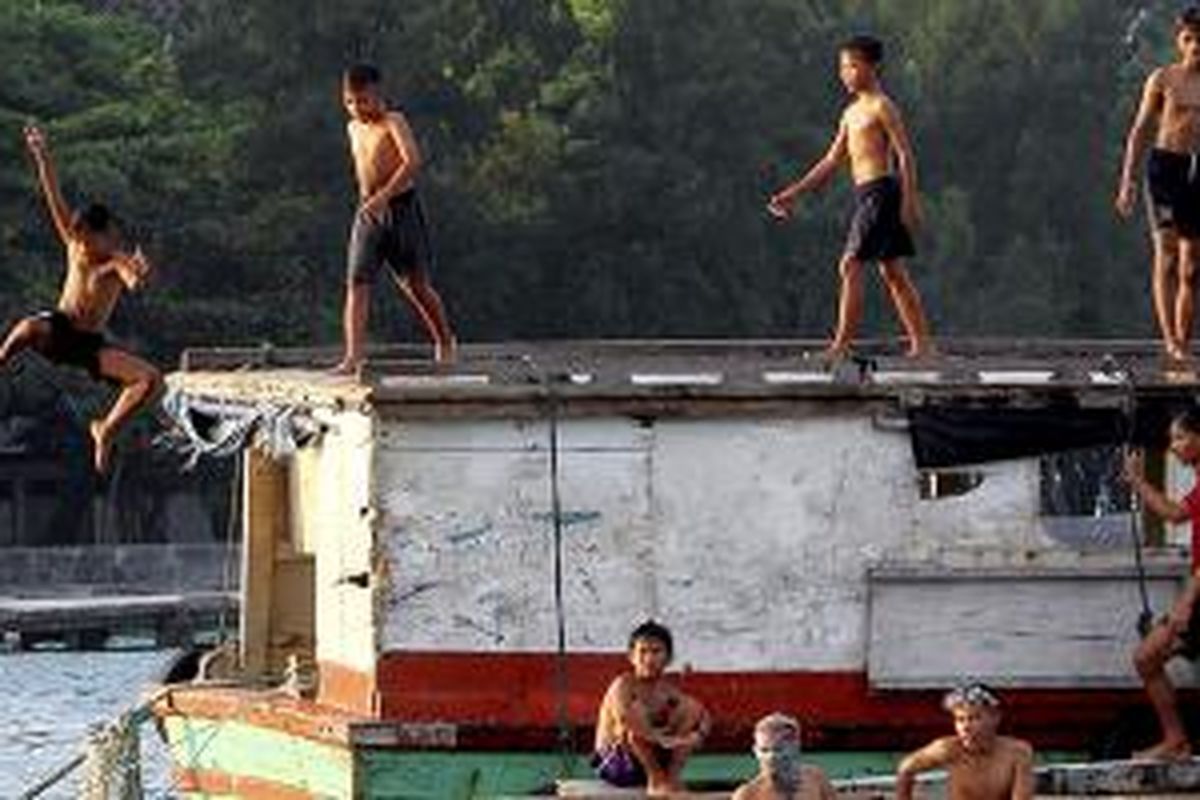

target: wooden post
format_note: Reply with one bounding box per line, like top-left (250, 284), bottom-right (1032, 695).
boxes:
top-left (240, 448), bottom-right (286, 678)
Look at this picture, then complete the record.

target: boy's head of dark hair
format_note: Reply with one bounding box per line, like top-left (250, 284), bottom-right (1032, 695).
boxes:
top-left (1178, 6), bottom-right (1200, 35)
top-left (1173, 406), bottom-right (1200, 436)
top-left (840, 34), bottom-right (884, 66)
top-left (71, 202), bottom-right (117, 235)
top-left (344, 62), bottom-right (382, 91)
top-left (628, 619), bottom-right (673, 659)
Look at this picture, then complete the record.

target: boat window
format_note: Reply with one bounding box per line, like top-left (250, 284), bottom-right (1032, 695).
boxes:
top-left (918, 469), bottom-right (985, 499)
top-left (1039, 445), bottom-right (1132, 548)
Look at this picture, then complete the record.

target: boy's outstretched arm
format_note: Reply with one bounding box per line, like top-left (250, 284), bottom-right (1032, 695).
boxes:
top-left (880, 100), bottom-right (922, 231)
top-left (23, 125), bottom-right (73, 244)
top-left (1124, 450), bottom-right (1191, 524)
top-left (361, 113), bottom-right (423, 220)
top-left (768, 120), bottom-right (848, 219)
top-left (1117, 70), bottom-right (1164, 218)
top-left (896, 737), bottom-right (953, 800)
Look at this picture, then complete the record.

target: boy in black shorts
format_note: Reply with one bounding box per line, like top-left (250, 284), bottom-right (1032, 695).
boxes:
top-left (768, 35), bottom-right (933, 359)
top-left (332, 63), bottom-right (455, 375)
top-left (0, 125), bottom-right (159, 473)
top-left (1117, 6), bottom-right (1200, 363)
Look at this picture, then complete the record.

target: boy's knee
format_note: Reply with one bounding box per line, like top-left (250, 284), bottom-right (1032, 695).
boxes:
top-left (838, 256), bottom-right (862, 278)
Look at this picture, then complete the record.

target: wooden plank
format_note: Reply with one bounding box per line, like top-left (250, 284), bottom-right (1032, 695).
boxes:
top-left (867, 567), bottom-right (1187, 688)
top-left (240, 449), bottom-right (286, 677)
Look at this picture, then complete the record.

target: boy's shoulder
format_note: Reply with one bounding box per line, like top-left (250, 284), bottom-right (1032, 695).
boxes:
top-left (997, 735), bottom-right (1033, 759)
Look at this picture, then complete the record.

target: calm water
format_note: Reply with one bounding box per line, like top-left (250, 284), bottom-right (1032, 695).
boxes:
top-left (1, 649), bottom-right (175, 798)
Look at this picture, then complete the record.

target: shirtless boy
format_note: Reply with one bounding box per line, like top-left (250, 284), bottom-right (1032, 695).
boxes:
top-left (733, 713), bottom-right (837, 800)
top-left (1117, 6), bottom-right (1200, 363)
top-left (896, 684), bottom-right (1034, 800)
top-left (1123, 408), bottom-right (1200, 759)
top-left (333, 62), bottom-right (455, 374)
top-left (768, 34), bottom-right (933, 359)
top-left (593, 620), bottom-right (710, 796)
top-left (0, 125), bottom-right (159, 473)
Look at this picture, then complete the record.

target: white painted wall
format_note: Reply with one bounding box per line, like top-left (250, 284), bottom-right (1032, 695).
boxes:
top-left (370, 407), bottom-right (1184, 682)
top-left (293, 408), bottom-right (378, 674)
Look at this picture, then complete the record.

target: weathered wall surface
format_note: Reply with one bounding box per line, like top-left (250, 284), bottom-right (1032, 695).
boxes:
top-left (294, 408), bottom-right (377, 674)
top-left (372, 406), bottom-right (1180, 682)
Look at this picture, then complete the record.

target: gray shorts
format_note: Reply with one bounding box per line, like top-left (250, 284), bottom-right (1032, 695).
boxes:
top-left (346, 190), bottom-right (434, 285)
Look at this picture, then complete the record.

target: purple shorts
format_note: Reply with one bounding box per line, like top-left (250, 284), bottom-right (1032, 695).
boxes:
top-left (591, 743), bottom-right (671, 788)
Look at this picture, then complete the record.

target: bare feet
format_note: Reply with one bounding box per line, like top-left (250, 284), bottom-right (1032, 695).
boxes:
top-left (1134, 739), bottom-right (1192, 761)
top-left (434, 336), bottom-right (458, 366)
top-left (1165, 340), bottom-right (1191, 365)
top-left (822, 341), bottom-right (852, 363)
top-left (89, 420), bottom-right (113, 474)
top-left (328, 358), bottom-right (362, 378)
top-left (906, 339), bottom-right (937, 359)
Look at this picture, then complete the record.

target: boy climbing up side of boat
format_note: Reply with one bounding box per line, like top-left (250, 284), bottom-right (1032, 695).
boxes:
top-left (767, 33), bottom-right (934, 360)
top-left (895, 683), bottom-right (1034, 800)
top-left (0, 124), bottom-right (161, 474)
top-left (592, 620), bottom-right (711, 796)
top-left (732, 712), bottom-right (836, 800)
top-left (1123, 407), bottom-right (1200, 759)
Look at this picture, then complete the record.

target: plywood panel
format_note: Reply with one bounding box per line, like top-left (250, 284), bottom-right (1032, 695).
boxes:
top-left (868, 568), bottom-right (1187, 688)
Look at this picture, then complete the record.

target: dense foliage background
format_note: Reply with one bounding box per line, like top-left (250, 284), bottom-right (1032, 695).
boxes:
top-left (0, 0), bottom-right (1179, 362)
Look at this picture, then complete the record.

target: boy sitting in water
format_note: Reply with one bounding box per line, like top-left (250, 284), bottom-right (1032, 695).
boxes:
top-left (896, 683), bottom-right (1034, 800)
top-left (0, 125), bottom-right (160, 473)
top-left (593, 620), bottom-right (710, 796)
top-left (768, 34), bottom-right (933, 359)
top-left (733, 713), bottom-right (836, 800)
top-left (332, 62), bottom-right (456, 374)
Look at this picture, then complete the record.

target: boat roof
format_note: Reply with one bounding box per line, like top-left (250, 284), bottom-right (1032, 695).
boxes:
top-left (169, 339), bottom-right (1200, 418)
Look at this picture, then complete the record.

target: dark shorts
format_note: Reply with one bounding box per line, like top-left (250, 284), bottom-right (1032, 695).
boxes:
top-left (1146, 149), bottom-right (1200, 239)
top-left (844, 175), bottom-right (915, 262)
top-left (346, 189), bottom-right (434, 285)
top-left (591, 743), bottom-right (671, 788)
top-left (35, 311), bottom-right (106, 380)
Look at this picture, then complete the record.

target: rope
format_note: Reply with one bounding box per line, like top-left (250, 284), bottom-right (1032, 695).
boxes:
top-left (1120, 362), bottom-right (1155, 636)
top-left (546, 374), bottom-right (574, 770)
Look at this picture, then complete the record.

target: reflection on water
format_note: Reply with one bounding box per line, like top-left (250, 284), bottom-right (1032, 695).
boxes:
top-left (1, 649), bottom-right (174, 798)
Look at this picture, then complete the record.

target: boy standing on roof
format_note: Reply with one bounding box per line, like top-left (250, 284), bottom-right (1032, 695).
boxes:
top-left (1117, 6), bottom-right (1200, 363)
top-left (768, 34), bottom-right (934, 360)
top-left (332, 62), bottom-right (456, 374)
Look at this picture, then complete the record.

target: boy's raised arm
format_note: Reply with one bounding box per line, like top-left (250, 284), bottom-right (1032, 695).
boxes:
top-left (768, 120), bottom-right (848, 219)
top-left (1117, 70), bottom-right (1165, 218)
top-left (23, 125), bottom-right (73, 245)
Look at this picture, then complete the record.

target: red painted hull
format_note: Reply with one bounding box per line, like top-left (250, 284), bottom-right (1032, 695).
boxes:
top-left (317, 651), bottom-right (1178, 753)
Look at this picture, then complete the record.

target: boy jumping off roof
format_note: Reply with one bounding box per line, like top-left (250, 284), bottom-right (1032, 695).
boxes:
top-left (0, 125), bottom-right (160, 474)
top-left (769, 34), bottom-right (933, 360)
top-left (332, 62), bottom-right (456, 375)
top-left (1117, 6), bottom-right (1200, 364)
top-left (593, 620), bottom-right (711, 796)
top-left (732, 713), bottom-right (836, 800)
top-left (896, 684), bottom-right (1034, 800)
top-left (1123, 408), bottom-right (1200, 760)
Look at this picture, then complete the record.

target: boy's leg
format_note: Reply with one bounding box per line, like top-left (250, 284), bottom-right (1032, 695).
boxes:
top-left (92, 347), bottom-right (162, 474)
top-left (879, 260), bottom-right (934, 357)
top-left (0, 316), bottom-right (50, 366)
top-left (1132, 622), bottom-right (1191, 759)
top-left (392, 270), bottom-right (457, 364)
top-left (332, 282), bottom-right (371, 375)
top-left (1175, 237), bottom-right (1198, 358)
top-left (828, 255), bottom-right (865, 358)
top-left (1152, 230), bottom-right (1183, 359)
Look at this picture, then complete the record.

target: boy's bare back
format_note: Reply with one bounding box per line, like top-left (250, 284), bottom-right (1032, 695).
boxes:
top-left (347, 110), bottom-right (420, 201)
